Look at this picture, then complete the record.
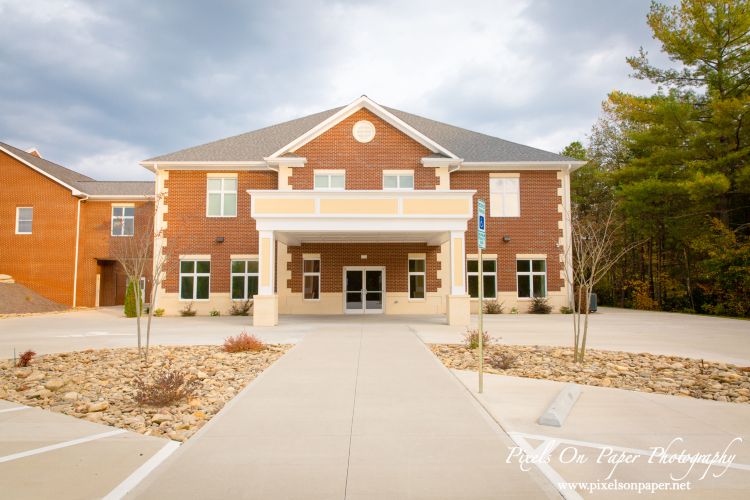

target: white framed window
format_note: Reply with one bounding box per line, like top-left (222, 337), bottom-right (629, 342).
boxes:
top-left (180, 260), bottom-right (211, 300)
top-left (408, 257), bottom-right (426, 299)
top-left (383, 170), bottom-right (414, 190)
top-left (111, 205), bottom-right (135, 236)
top-left (313, 170), bottom-right (345, 190)
top-left (517, 259), bottom-right (546, 298)
top-left (15, 207), bottom-right (33, 234)
top-left (489, 176), bottom-right (520, 217)
top-left (303, 258), bottom-right (320, 300)
top-left (231, 259), bottom-right (259, 300)
top-left (467, 259), bottom-right (497, 299)
top-left (206, 175), bottom-right (237, 217)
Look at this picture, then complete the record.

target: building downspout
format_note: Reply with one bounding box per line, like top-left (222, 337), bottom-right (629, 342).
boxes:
top-left (72, 195), bottom-right (87, 307)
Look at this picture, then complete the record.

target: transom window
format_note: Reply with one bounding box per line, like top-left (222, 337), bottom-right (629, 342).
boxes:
top-left (207, 176), bottom-right (237, 217)
top-left (383, 171), bottom-right (414, 190)
top-left (467, 259), bottom-right (497, 299)
top-left (314, 171), bottom-right (345, 190)
top-left (231, 260), bottom-right (259, 300)
top-left (303, 258), bottom-right (321, 300)
top-left (16, 207), bottom-right (33, 234)
top-left (408, 258), bottom-right (426, 299)
top-left (517, 259), bottom-right (546, 298)
top-left (111, 205), bottom-right (135, 236)
top-left (180, 260), bottom-right (210, 300)
top-left (489, 177), bottom-right (520, 217)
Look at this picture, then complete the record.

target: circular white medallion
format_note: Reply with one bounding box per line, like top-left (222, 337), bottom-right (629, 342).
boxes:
top-left (352, 120), bottom-right (376, 143)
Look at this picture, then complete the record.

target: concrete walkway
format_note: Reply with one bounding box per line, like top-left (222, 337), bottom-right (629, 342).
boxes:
top-left (128, 325), bottom-right (556, 499)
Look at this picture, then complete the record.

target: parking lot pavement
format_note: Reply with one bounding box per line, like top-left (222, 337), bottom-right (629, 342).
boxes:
top-left (0, 400), bottom-right (175, 500)
top-left (452, 371), bottom-right (750, 499)
top-left (0, 307), bottom-right (308, 357)
top-left (416, 307), bottom-right (750, 365)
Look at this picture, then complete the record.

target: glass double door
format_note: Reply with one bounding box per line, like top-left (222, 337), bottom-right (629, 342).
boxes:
top-left (345, 268), bottom-right (384, 314)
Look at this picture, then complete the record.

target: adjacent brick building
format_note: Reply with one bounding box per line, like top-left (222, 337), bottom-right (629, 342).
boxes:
top-left (142, 96), bottom-right (584, 325)
top-left (0, 142), bottom-right (154, 308)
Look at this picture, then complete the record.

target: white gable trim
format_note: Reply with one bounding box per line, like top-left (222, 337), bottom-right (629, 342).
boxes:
top-left (0, 145), bottom-right (84, 196)
top-left (267, 96), bottom-right (460, 160)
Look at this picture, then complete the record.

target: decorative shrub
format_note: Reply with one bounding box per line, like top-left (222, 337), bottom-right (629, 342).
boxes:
top-left (462, 329), bottom-right (492, 350)
top-left (134, 369), bottom-right (199, 406)
top-left (209, 309), bottom-right (220, 317)
top-left (528, 297), bottom-right (552, 314)
top-left (488, 352), bottom-right (517, 370)
top-left (483, 300), bottom-right (504, 314)
top-left (510, 306), bottom-right (519, 314)
top-left (180, 302), bottom-right (196, 317)
top-left (229, 299), bottom-right (252, 316)
top-left (223, 331), bottom-right (266, 353)
top-left (153, 308), bottom-right (165, 317)
top-left (16, 349), bottom-right (36, 367)
top-left (124, 281), bottom-right (140, 318)
top-left (559, 306), bottom-right (574, 314)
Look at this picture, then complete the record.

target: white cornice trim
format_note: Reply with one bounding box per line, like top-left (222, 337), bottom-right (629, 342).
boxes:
top-left (263, 156), bottom-right (307, 167)
top-left (139, 160), bottom-right (269, 172)
top-left (85, 195), bottom-right (155, 200)
top-left (420, 157), bottom-right (463, 167)
top-left (267, 96), bottom-right (460, 160)
top-left (459, 161), bottom-right (586, 171)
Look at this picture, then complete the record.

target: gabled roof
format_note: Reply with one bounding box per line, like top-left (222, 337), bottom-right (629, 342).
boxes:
top-left (144, 97), bottom-right (580, 165)
top-left (0, 141), bottom-right (154, 198)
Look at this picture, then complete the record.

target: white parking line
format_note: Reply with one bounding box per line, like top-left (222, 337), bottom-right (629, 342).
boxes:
top-left (0, 429), bottom-right (126, 463)
top-left (102, 440), bottom-right (181, 500)
top-left (0, 406), bottom-right (30, 414)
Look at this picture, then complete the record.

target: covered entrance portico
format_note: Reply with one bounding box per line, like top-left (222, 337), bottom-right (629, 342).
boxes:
top-left (248, 189), bottom-right (475, 326)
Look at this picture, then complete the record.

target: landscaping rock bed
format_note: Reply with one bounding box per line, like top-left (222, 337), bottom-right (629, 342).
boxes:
top-left (0, 345), bottom-right (291, 441)
top-left (430, 344), bottom-right (750, 404)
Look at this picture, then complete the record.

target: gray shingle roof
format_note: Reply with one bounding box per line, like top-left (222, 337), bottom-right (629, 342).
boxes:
top-left (0, 141), bottom-right (154, 197)
top-left (146, 104), bottom-right (578, 163)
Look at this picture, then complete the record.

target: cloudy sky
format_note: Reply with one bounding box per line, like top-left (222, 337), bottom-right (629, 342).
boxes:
top-left (0, 0), bottom-right (668, 180)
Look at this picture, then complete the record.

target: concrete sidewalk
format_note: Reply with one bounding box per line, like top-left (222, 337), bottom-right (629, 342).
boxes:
top-left (128, 325), bottom-right (556, 499)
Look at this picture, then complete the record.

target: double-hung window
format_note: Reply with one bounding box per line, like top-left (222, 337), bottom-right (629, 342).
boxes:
top-left (517, 259), bottom-right (546, 298)
top-left (15, 207), bottom-right (33, 234)
top-left (111, 205), bottom-right (135, 236)
top-left (207, 176), bottom-right (237, 217)
top-left (231, 260), bottom-right (259, 300)
top-left (313, 170), bottom-right (345, 190)
top-left (408, 257), bottom-right (426, 299)
top-left (180, 260), bottom-right (210, 300)
top-left (467, 259), bottom-right (497, 299)
top-left (303, 258), bottom-right (321, 300)
top-left (489, 175), bottom-right (520, 217)
top-left (383, 170), bottom-right (414, 190)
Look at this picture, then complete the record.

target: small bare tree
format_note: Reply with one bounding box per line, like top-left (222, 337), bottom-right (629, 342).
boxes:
top-left (563, 207), bottom-right (642, 362)
top-left (113, 194), bottom-right (167, 362)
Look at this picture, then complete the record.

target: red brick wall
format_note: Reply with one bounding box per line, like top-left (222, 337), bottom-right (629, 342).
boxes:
top-left (162, 170), bottom-right (277, 293)
top-left (450, 170), bottom-right (564, 293)
top-left (286, 243), bottom-right (441, 293)
top-left (0, 151), bottom-right (79, 305)
top-left (290, 108), bottom-right (436, 190)
top-left (76, 200), bottom-right (154, 307)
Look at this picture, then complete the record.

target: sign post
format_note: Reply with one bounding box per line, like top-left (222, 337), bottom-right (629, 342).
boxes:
top-left (477, 199), bottom-right (486, 394)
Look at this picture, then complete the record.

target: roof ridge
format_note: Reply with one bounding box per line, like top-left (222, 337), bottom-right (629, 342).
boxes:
top-left (0, 141), bottom-right (96, 182)
top-left (384, 107), bottom-right (577, 162)
top-left (145, 106), bottom-right (345, 162)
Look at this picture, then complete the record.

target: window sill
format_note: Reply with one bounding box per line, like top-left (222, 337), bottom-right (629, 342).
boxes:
top-left (206, 215), bottom-right (237, 218)
top-left (179, 298), bottom-right (211, 302)
top-left (111, 234), bottom-right (134, 237)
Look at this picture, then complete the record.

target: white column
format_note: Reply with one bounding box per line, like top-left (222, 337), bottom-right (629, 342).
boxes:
top-left (254, 230), bottom-right (278, 326)
top-left (447, 230), bottom-right (470, 326)
top-left (450, 231), bottom-right (466, 295)
top-left (258, 230), bottom-right (276, 295)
